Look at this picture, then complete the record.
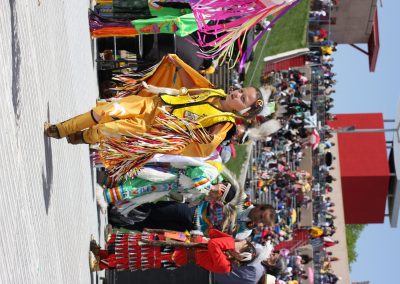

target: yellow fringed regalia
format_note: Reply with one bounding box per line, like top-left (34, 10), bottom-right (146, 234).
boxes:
top-left (56, 55), bottom-right (237, 180)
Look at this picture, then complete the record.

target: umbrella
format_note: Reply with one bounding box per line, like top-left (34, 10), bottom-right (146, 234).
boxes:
top-left (325, 151), bottom-right (333, 166)
top-left (308, 266), bottom-right (314, 283)
top-left (310, 129), bottom-right (320, 150)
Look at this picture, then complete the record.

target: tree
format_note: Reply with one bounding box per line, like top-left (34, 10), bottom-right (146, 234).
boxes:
top-left (345, 224), bottom-right (366, 268)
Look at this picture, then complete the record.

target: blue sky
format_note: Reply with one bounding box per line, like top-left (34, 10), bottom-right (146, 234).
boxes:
top-left (332, 1), bottom-right (400, 283)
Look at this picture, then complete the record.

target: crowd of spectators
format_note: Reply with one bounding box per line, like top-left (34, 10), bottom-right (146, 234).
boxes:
top-left (237, 4), bottom-right (344, 280)
top-left (88, 0), bottom-right (346, 282)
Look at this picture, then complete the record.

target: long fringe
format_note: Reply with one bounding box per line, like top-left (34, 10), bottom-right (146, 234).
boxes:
top-left (190, 0), bottom-right (289, 65)
top-left (95, 109), bottom-right (213, 180)
top-left (111, 64), bottom-right (159, 97)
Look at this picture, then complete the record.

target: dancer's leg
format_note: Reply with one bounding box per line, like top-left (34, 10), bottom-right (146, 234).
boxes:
top-left (50, 111), bottom-right (98, 138)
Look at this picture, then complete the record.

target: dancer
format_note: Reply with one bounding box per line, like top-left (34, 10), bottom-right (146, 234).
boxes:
top-left (107, 199), bottom-right (275, 238)
top-left (96, 155), bottom-right (222, 207)
top-left (96, 164), bottom-right (236, 215)
top-left (45, 55), bottom-right (268, 179)
top-left (89, 228), bottom-right (256, 273)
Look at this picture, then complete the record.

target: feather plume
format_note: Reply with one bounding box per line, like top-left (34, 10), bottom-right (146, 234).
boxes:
top-left (246, 119), bottom-right (282, 141)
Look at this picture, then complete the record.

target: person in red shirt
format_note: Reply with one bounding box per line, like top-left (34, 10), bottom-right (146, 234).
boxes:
top-left (319, 28), bottom-right (328, 39)
top-left (90, 228), bottom-right (256, 273)
top-left (309, 28), bottom-right (329, 41)
top-left (323, 237), bottom-right (339, 248)
top-left (173, 229), bottom-right (254, 273)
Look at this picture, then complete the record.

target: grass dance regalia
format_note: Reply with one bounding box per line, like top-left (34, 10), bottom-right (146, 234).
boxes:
top-left (96, 154), bottom-right (225, 213)
top-left (45, 54), bottom-right (265, 180)
top-left (89, 228), bottom-right (256, 273)
top-left (104, 163), bottom-right (250, 238)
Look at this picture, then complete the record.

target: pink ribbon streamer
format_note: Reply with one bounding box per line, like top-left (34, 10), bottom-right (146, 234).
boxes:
top-left (239, 0), bottom-right (302, 72)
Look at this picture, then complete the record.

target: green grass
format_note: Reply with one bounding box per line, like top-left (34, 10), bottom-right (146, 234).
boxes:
top-left (244, 0), bottom-right (310, 87)
top-left (225, 145), bottom-right (249, 178)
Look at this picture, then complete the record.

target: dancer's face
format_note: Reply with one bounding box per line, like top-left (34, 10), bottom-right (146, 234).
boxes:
top-left (224, 87), bottom-right (257, 113)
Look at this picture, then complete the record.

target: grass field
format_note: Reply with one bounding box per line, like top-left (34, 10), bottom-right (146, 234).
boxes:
top-left (225, 144), bottom-right (249, 178)
top-left (244, 0), bottom-right (310, 87)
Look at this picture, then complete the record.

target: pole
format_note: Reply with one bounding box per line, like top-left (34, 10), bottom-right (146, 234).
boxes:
top-left (334, 128), bottom-right (398, 133)
top-left (350, 128), bottom-right (397, 133)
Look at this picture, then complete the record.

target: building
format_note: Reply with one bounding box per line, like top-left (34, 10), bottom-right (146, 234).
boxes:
top-left (321, 110), bottom-right (399, 282)
top-left (321, 0), bottom-right (380, 71)
top-left (328, 112), bottom-right (400, 227)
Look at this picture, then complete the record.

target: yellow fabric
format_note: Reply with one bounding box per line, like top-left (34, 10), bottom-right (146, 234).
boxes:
top-left (160, 88), bottom-right (236, 127)
top-left (321, 46), bottom-right (333, 55)
top-left (56, 112), bottom-right (96, 138)
top-left (78, 93), bottom-right (235, 145)
top-left (84, 98), bottom-right (234, 156)
top-left (171, 103), bottom-right (236, 128)
top-left (136, 54), bottom-right (215, 97)
top-left (58, 54), bottom-right (235, 158)
top-left (83, 96), bottom-right (161, 143)
top-left (310, 227), bottom-right (323, 238)
top-left (160, 89), bottom-right (226, 105)
top-left (179, 122), bottom-right (233, 157)
top-left (201, 66), bottom-right (216, 75)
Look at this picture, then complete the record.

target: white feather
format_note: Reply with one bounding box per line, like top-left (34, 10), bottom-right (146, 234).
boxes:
top-left (247, 119), bottom-right (282, 141)
top-left (118, 191), bottom-right (171, 215)
top-left (143, 81), bottom-right (181, 95)
top-left (178, 174), bottom-right (194, 189)
top-left (136, 167), bottom-right (176, 182)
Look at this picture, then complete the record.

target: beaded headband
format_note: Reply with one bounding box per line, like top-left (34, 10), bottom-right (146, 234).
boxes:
top-left (258, 87), bottom-right (275, 117)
